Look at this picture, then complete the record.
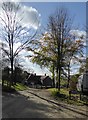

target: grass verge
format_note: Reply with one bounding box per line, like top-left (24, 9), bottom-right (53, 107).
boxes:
top-left (2, 82), bottom-right (28, 93)
top-left (13, 83), bottom-right (28, 91)
top-left (48, 88), bottom-right (88, 106)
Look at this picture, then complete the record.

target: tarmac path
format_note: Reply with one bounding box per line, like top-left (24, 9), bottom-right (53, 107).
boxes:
top-left (2, 87), bottom-right (88, 118)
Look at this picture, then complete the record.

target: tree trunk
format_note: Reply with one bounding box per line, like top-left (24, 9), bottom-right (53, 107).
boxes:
top-left (10, 33), bottom-right (14, 86)
top-left (14, 67), bottom-right (17, 85)
top-left (2, 80), bottom-right (4, 86)
top-left (56, 66), bottom-right (58, 88)
top-left (56, 63), bottom-right (61, 93)
top-left (9, 58), bottom-right (13, 87)
top-left (57, 46), bottom-right (61, 92)
top-left (58, 66), bottom-right (61, 92)
top-left (67, 62), bottom-right (70, 88)
top-left (52, 64), bottom-right (55, 87)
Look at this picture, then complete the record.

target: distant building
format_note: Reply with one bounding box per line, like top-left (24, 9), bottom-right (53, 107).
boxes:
top-left (27, 74), bottom-right (53, 88)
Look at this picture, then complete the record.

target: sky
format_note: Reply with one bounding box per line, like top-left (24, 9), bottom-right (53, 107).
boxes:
top-left (21, 2), bottom-right (86, 75)
top-left (22, 2), bottom-right (86, 30)
top-left (0, 1), bottom-right (86, 76)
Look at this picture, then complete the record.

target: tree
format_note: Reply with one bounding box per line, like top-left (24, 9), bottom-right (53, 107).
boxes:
top-left (79, 57), bottom-right (88, 74)
top-left (29, 8), bottom-right (72, 92)
top-left (27, 7), bottom-right (85, 92)
top-left (2, 66), bottom-right (10, 86)
top-left (29, 32), bottom-right (56, 87)
top-left (0, 2), bottom-right (38, 87)
top-left (0, 42), bottom-right (10, 70)
top-left (64, 34), bottom-right (85, 88)
top-left (64, 36), bottom-right (84, 88)
top-left (13, 56), bottom-right (24, 84)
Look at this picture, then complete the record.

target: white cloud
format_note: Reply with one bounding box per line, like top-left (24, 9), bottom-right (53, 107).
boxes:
top-left (18, 5), bottom-right (40, 29)
top-left (20, 56), bottom-right (51, 76)
top-left (0, 2), bottom-right (40, 30)
top-left (0, 2), bottom-right (42, 74)
top-left (70, 29), bottom-right (86, 46)
top-left (0, 0), bottom-right (21, 3)
top-left (13, 42), bottom-right (21, 52)
top-left (70, 68), bottom-right (79, 75)
top-left (70, 30), bottom-right (86, 38)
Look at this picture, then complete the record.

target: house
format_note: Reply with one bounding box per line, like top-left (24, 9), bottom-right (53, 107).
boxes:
top-left (40, 76), bottom-right (53, 87)
top-left (27, 74), bottom-right (53, 88)
top-left (27, 74), bottom-right (42, 86)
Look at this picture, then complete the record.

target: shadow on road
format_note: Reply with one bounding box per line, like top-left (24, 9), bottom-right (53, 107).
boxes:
top-left (2, 87), bottom-right (88, 119)
top-left (2, 90), bottom-right (56, 118)
top-left (27, 91), bottom-right (88, 118)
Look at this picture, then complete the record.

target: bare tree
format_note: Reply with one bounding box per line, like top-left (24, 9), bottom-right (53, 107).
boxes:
top-left (47, 8), bottom-right (72, 92)
top-left (29, 8), bottom-right (72, 92)
top-left (0, 2), bottom-right (38, 87)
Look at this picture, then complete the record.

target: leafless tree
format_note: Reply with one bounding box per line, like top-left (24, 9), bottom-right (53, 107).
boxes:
top-left (0, 2), bottom-right (38, 87)
top-left (48, 8), bottom-right (72, 92)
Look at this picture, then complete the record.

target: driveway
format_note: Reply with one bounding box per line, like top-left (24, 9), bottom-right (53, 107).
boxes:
top-left (2, 87), bottom-right (88, 118)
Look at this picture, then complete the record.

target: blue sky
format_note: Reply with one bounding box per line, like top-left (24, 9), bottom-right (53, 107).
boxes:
top-left (0, 1), bottom-right (86, 76)
top-left (20, 2), bottom-right (86, 76)
top-left (22, 2), bottom-right (86, 30)
top-left (21, 2), bottom-right (86, 75)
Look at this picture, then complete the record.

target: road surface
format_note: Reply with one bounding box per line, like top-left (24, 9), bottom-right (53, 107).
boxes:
top-left (2, 87), bottom-right (88, 118)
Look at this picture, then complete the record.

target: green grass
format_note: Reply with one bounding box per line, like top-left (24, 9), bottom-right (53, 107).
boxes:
top-left (48, 88), bottom-right (69, 97)
top-left (48, 88), bottom-right (59, 96)
top-left (2, 82), bottom-right (28, 93)
top-left (13, 83), bottom-right (28, 91)
top-left (48, 88), bottom-right (88, 106)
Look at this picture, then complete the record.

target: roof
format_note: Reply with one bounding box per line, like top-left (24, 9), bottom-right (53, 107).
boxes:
top-left (27, 74), bottom-right (52, 82)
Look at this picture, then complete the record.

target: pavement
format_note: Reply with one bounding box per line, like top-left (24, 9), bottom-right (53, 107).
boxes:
top-left (2, 87), bottom-right (88, 119)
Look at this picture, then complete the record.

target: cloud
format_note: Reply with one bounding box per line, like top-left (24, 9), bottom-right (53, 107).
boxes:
top-left (69, 30), bottom-right (86, 45)
top-left (0, 1), bottom-right (41, 70)
top-left (0, 0), bottom-right (22, 4)
top-left (70, 30), bottom-right (86, 38)
top-left (19, 55), bottom-right (51, 76)
top-left (0, 2), bottom-right (40, 30)
top-left (18, 5), bottom-right (40, 29)
top-left (70, 67), bottom-right (79, 75)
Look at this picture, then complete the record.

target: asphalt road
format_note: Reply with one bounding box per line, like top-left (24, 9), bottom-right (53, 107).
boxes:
top-left (0, 84), bottom-right (2, 119)
top-left (2, 88), bottom-right (88, 118)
